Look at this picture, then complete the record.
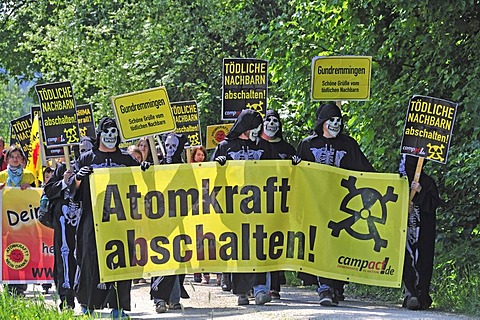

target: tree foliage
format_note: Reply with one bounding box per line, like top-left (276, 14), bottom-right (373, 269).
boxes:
top-left (0, 0), bottom-right (478, 257)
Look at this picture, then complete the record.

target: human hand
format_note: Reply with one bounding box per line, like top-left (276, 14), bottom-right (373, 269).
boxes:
top-left (215, 156), bottom-right (227, 166)
top-left (291, 155), bottom-right (302, 165)
top-left (141, 161), bottom-right (152, 171)
top-left (97, 282), bottom-right (107, 290)
top-left (411, 181), bottom-right (422, 193)
top-left (75, 166), bottom-right (93, 181)
top-left (63, 169), bottom-right (73, 183)
top-left (20, 183), bottom-right (31, 190)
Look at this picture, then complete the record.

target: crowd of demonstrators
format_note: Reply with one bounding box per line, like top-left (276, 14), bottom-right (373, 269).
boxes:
top-left (399, 154), bottom-right (441, 310)
top-left (295, 103), bottom-right (375, 306)
top-left (0, 104), bottom-right (442, 317)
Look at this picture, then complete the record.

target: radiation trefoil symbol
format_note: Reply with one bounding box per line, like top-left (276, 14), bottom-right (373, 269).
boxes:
top-left (328, 176), bottom-right (398, 252)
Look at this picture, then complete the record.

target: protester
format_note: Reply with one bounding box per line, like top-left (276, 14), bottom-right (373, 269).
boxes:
top-left (399, 154), bottom-right (441, 310)
top-left (0, 145), bottom-right (35, 296)
top-left (137, 137), bottom-right (153, 162)
top-left (147, 132), bottom-right (190, 313)
top-left (69, 117), bottom-right (139, 319)
top-left (295, 103), bottom-right (375, 306)
top-left (211, 109), bottom-right (274, 306)
top-left (256, 109), bottom-right (296, 300)
top-left (44, 136), bottom-right (95, 310)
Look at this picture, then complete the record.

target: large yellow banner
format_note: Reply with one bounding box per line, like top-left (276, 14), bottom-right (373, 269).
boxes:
top-left (90, 160), bottom-right (409, 287)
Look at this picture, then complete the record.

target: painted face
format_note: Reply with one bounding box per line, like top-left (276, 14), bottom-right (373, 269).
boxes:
top-left (263, 115), bottom-right (280, 138)
top-left (248, 124), bottom-right (262, 141)
top-left (100, 126), bottom-right (118, 149)
top-left (324, 116), bottom-right (342, 138)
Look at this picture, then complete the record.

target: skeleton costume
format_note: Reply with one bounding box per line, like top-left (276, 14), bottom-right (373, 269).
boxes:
top-left (255, 109), bottom-right (295, 299)
top-left (160, 133), bottom-right (187, 164)
top-left (70, 117), bottom-right (139, 312)
top-left (211, 109), bottom-right (274, 305)
top-left (296, 103), bottom-right (374, 305)
top-left (150, 132), bottom-right (190, 312)
top-left (44, 136), bottom-right (95, 310)
top-left (399, 155), bottom-right (441, 310)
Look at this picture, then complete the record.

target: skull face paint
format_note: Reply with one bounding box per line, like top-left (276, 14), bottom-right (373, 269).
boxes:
top-left (101, 127), bottom-right (118, 149)
top-left (248, 124), bottom-right (262, 141)
top-left (324, 116), bottom-right (342, 138)
top-left (263, 115), bottom-right (280, 138)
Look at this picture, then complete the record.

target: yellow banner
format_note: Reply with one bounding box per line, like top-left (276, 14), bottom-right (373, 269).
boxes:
top-left (205, 123), bottom-right (233, 149)
top-left (90, 161), bottom-right (409, 287)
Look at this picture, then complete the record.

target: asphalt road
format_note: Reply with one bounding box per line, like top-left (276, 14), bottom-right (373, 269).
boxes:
top-left (27, 276), bottom-right (476, 319)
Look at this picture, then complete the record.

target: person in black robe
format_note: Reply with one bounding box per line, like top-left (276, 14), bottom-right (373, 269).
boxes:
top-left (148, 132), bottom-right (190, 314)
top-left (44, 136), bottom-right (94, 310)
top-left (211, 109), bottom-right (274, 306)
top-left (295, 103), bottom-right (375, 306)
top-left (70, 117), bottom-right (139, 319)
top-left (254, 109), bottom-right (296, 300)
top-left (399, 154), bottom-right (441, 310)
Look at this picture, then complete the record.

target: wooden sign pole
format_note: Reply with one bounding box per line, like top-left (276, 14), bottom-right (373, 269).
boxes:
top-left (409, 157), bottom-right (424, 204)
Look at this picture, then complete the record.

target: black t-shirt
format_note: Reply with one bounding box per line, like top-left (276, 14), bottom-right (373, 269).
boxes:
top-left (212, 137), bottom-right (274, 160)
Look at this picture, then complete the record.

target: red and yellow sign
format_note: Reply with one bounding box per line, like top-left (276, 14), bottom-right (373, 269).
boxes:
top-left (1, 188), bottom-right (54, 283)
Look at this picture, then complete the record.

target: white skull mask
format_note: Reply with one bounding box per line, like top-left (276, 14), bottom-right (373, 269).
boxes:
top-left (165, 134), bottom-right (179, 157)
top-left (100, 127), bottom-right (118, 149)
top-left (263, 115), bottom-right (280, 138)
top-left (248, 124), bottom-right (262, 141)
top-left (325, 116), bottom-right (342, 138)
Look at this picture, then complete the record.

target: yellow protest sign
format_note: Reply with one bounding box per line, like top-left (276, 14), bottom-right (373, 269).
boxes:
top-left (90, 161), bottom-right (409, 288)
top-left (311, 56), bottom-right (372, 101)
top-left (111, 87), bottom-right (176, 140)
top-left (206, 123), bottom-right (233, 149)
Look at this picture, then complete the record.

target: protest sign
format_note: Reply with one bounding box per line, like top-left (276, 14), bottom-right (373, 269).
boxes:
top-left (311, 56), bottom-right (372, 101)
top-left (30, 105), bottom-right (64, 159)
top-left (1, 188), bottom-right (54, 283)
top-left (222, 58), bottom-right (268, 120)
top-left (171, 100), bottom-right (202, 147)
top-left (9, 114), bottom-right (32, 161)
top-left (401, 95), bottom-right (457, 164)
top-left (111, 87), bottom-right (176, 141)
top-left (206, 123), bottom-right (233, 149)
top-left (35, 81), bottom-right (81, 148)
top-left (76, 103), bottom-right (96, 139)
top-left (90, 161), bottom-right (409, 288)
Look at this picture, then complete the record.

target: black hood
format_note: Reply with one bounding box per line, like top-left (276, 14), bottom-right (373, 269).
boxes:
top-left (314, 103), bottom-right (343, 136)
top-left (226, 109), bottom-right (263, 140)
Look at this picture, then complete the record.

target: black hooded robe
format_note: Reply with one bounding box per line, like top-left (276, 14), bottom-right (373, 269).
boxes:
top-left (72, 148), bottom-right (139, 311)
top-left (401, 156), bottom-right (441, 309)
top-left (296, 103), bottom-right (374, 296)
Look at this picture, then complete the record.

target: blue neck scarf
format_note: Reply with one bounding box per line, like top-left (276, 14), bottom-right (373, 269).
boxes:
top-left (7, 164), bottom-right (23, 187)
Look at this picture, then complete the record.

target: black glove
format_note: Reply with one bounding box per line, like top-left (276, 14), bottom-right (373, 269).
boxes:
top-left (215, 156), bottom-right (227, 166)
top-left (291, 155), bottom-right (302, 165)
top-left (141, 161), bottom-right (152, 171)
top-left (75, 166), bottom-right (93, 181)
